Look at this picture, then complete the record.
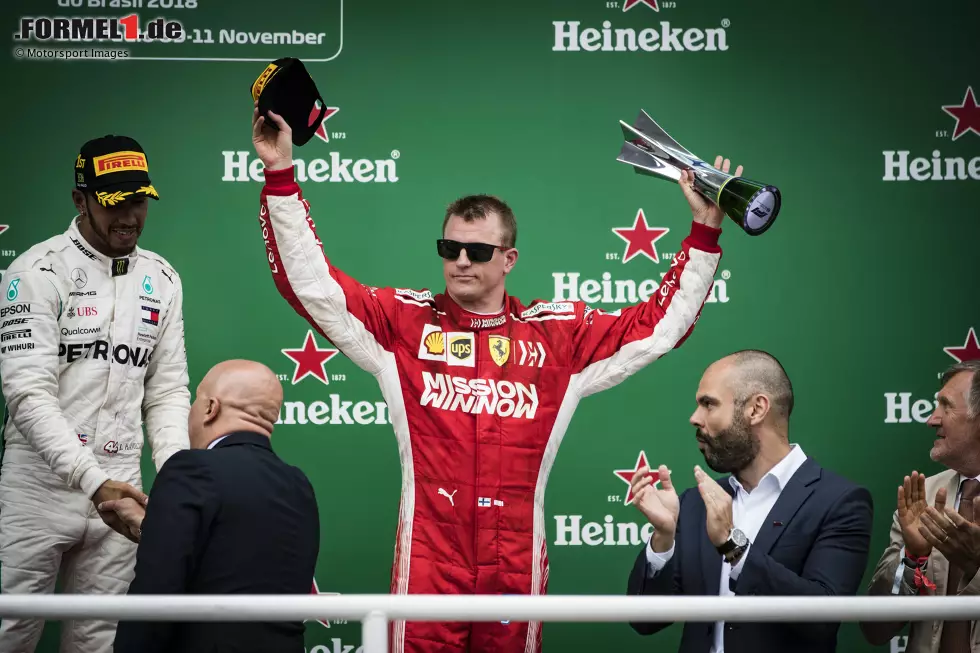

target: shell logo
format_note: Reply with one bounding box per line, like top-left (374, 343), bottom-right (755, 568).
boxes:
top-left (424, 331), bottom-right (445, 355)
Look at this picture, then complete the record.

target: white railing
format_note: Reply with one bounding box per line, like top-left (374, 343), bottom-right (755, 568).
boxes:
top-left (1, 595), bottom-right (979, 652)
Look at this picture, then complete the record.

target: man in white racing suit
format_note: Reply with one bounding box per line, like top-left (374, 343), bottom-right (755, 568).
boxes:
top-left (0, 135), bottom-right (191, 652)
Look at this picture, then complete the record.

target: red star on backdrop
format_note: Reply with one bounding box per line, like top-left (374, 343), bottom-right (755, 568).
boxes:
top-left (944, 327), bottom-right (980, 363)
top-left (309, 103), bottom-right (340, 143)
top-left (309, 578), bottom-right (341, 629)
top-left (613, 209), bottom-right (670, 264)
top-left (614, 451), bottom-right (661, 506)
top-left (941, 87), bottom-right (980, 141)
top-left (282, 330), bottom-right (338, 385)
top-left (623, 0), bottom-right (659, 11)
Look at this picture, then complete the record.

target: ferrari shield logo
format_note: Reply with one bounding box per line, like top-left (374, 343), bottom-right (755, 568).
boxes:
top-left (488, 336), bottom-right (510, 367)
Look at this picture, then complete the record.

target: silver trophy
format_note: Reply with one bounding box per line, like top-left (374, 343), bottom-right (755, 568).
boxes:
top-left (617, 110), bottom-right (781, 236)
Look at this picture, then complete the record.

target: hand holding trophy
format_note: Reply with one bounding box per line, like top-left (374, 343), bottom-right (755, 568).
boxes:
top-left (617, 110), bottom-right (781, 236)
top-left (678, 158), bottom-right (742, 230)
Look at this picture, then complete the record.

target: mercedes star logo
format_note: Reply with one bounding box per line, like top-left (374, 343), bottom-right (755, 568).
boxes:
top-left (71, 268), bottom-right (88, 288)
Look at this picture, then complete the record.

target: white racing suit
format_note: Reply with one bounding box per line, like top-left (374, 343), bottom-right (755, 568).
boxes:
top-left (0, 217), bottom-right (190, 652)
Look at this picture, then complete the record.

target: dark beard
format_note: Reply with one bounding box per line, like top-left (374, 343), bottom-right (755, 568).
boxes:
top-left (696, 412), bottom-right (759, 474)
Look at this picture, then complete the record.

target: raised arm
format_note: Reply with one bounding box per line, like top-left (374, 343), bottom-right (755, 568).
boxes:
top-left (568, 160), bottom-right (740, 397)
top-left (569, 220), bottom-right (721, 397)
top-left (253, 104), bottom-right (398, 376)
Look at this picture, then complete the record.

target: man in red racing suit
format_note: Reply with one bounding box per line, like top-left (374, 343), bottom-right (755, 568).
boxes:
top-left (252, 105), bottom-right (737, 653)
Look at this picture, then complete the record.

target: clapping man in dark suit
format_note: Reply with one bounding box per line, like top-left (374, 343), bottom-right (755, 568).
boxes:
top-left (100, 359), bottom-right (320, 653)
top-left (626, 350), bottom-right (874, 653)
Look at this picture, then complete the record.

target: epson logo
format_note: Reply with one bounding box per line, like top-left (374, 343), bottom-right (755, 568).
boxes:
top-left (0, 304), bottom-right (30, 318)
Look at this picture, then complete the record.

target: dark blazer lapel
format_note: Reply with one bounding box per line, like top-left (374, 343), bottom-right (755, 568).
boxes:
top-left (699, 478), bottom-right (737, 593)
top-left (751, 457), bottom-right (821, 555)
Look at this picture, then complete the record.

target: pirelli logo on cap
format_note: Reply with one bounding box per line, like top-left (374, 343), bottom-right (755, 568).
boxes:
top-left (93, 151), bottom-right (148, 176)
top-left (251, 63), bottom-right (281, 101)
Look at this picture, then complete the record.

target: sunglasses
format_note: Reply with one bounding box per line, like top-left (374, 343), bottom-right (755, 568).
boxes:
top-left (436, 239), bottom-right (507, 263)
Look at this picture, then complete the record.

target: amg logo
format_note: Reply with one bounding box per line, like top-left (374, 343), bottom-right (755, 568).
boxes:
top-left (420, 372), bottom-right (539, 419)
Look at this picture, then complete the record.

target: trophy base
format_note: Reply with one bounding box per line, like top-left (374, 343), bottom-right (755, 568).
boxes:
top-left (719, 179), bottom-right (781, 236)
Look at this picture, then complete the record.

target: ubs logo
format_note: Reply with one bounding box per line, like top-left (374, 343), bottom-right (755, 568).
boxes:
top-left (69, 306), bottom-right (98, 318)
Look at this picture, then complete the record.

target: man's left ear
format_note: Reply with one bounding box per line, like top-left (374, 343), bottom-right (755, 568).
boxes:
top-left (203, 398), bottom-right (220, 424)
top-left (747, 394), bottom-right (770, 426)
top-left (504, 248), bottom-right (519, 274)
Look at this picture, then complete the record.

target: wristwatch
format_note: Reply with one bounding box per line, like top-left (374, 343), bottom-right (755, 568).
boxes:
top-left (716, 527), bottom-right (749, 563)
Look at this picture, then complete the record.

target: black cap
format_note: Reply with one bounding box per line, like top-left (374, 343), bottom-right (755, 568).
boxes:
top-left (250, 58), bottom-right (327, 147)
top-left (74, 135), bottom-right (160, 207)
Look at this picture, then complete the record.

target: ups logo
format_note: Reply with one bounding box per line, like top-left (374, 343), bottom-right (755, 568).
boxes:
top-left (449, 337), bottom-right (472, 360)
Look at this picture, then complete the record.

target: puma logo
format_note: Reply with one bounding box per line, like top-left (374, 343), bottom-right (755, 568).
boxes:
top-left (438, 488), bottom-right (457, 506)
top-left (39, 266), bottom-right (54, 274)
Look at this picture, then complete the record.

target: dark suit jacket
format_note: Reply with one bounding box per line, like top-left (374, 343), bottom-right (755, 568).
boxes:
top-left (114, 431), bottom-right (320, 653)
top-left (626, 457), bottom-right (873, 653)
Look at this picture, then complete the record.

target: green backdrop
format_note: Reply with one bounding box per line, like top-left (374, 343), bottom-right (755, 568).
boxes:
top-left (2, 0), bottom-right (979, 651)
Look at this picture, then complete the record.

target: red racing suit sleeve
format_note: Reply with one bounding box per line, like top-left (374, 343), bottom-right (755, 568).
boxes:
top-left (567, 220), bottom-right (722, 397)
top-left (257, 166), bottom-right (398, 375)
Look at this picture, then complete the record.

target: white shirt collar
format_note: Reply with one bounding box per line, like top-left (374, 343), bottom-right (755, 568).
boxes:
top-left (957, 473), bottom-right (980, 493)
top-left (729, 443), bottom-right (808, 495)
top-left (207, 434), bottom-right (231, 450)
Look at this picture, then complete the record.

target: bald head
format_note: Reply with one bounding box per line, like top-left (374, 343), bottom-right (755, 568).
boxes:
top-left (718, 350), bottom-right (794, 423)
top-left (188, 360), bottom-right (283, 449)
